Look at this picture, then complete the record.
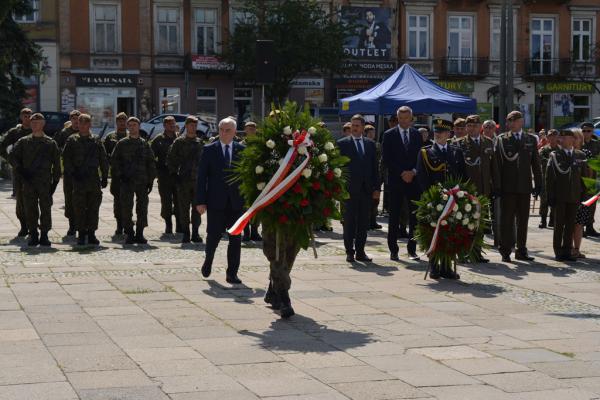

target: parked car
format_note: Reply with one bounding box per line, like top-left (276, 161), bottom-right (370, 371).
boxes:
top-left (40, 112), bottom-right (70, 137)
top-left (141, 114), bottom-right (212, 140)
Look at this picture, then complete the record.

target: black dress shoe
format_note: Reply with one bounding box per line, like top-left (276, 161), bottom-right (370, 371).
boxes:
top-left (226, 275), bottom-right (242, 284)
top-left (181, 232), bottom-right (191, 243)
top-left (191, 233), bottom-right (203, 243)
top-left (346, 254), bottom-right (355, 263)
top-left (77, 232), bottom-right (86, 246)
top-left (501, 254), bottom-right (512, 263)
top-left (538, 220), bottom-right (547, 229)
top-left (17, 224), bottom-right (28, 237)
top-left (66, 222), bottom-right (76, 236)
top-left (515, 253), bottom-right (534, 261)
top-left (355, 253), bottom-right (372, 262)
top-left (87, 231), bottom-right (100, 245)
top-left (264, 283), bottom-right (281, 310)
top-left (39, 232), bottom-right (51, 247)
top-left (28, 233), bottom-right (39, 247)
top-left (478, 257), bottom-right (490, 263)
top-left (408, 251), bottom-right (420, 261)
top-left (390, 253), bottom-right (400, 261)
top-left (370, 223), bottom-right (382, 230)
top-left (554, 255), bottom-right (565, 261)
top-left (201, 260), bottom-right (212, 278)
top-left (279, 290), bottom-right (295, 319)
top-left (125, 230), bottom-right (136, 245)
top-left (586, 227), bottom-right (600, 237)
top-left (135, 234), bottom-right (148, 245)
top-left (562, 255), bottom-right (578, 262)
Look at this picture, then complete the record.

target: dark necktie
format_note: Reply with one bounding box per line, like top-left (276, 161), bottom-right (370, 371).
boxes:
top-left (440, 146), bottom-right (447, 159)
top-left (355, 139), bottom-right (364, 157)
top-left (402, 130), bottom-right (409, 147)
top-left (225, 144), bottom-right (231, 167)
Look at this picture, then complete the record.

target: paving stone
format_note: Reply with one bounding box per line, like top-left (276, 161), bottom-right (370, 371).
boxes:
top-left (422, 384), bottom-right (517, 400)
top-left (0, 381), bottom-right (78, 400)
top-left (48, 344), bottom-right (136, 372)
top-left (169, 390), bottom-right (260, 400)
top-left (476, 371), bottom-right (567, 392)
top-left (0, 364), bottom-right (66, 385)
top-left (410, 345), bottom-right (491, 360)
top-left (331, 380), bottom-right (429, 399)
top-left (526, 361), bottom-right (600, 379)
top-left (306, 365), bottom-right (394, 383)
top-left (66, 370), bottom-right (153, 390)
top-left (492, 348), bottom-right (571, 363)
top-left (77, 386), bottom-right (170, 400)
top-left (442, 357), bottom-right (531, 375)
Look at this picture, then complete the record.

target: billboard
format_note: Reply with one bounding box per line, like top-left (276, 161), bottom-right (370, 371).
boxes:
top-left (341, 6), bottom-right (392, 60)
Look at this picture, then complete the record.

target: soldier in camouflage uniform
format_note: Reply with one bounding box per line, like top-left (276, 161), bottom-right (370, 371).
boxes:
top-left (62, 114), bottom-right (109, 246)
top-left (11, 114), bottom-right (61, 246)
top-left (241, 121), bottom-right (262, 241)
top-left (538, 129), bottom-right (559, 229)
top-left (581, 122), bottom-right (600, 237)
top-left (168, 116), bottom-right (203, 243)
top-left (111, 117), bottom-right (156, 245)
top-left (55, 110), bottom-right (81, 235)
top-left (151, 116), bottom-right (180, 234)
top-left (103, 112), bottom-right (129, 234)
top-left (0, 108), bottom-right (33, 236)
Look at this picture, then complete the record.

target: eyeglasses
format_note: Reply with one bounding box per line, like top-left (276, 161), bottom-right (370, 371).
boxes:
top-left (583, 129), bottom-right (593, 133)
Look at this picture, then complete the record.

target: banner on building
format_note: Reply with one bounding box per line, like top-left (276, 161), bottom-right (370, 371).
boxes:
top-left (291, 78), bottom-right (324, 89)
top-left (191, 56), bottom-right (234, 71)
top-left (341, 6), bottom-right (392, 60)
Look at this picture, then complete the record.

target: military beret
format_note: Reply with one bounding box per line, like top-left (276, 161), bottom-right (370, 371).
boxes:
top-left (559, 129), bottom-right (574, 137)
top-left (20, 108), bottom-right (33, 115)
top-left (69, 110), bottom-right (81, 117)
top-left (127, 116), bottom-right (140, 124)
top-left (453, 118), bottom-right (466, 127)
top-left (433, 118), bottom-right (453, 132)
top-left (507, 110), bottom-right (523, 121)
top-left (466, 115), bottom-right (481, 124)
top-left (185, 115), bottom-right (198, 124)
top-left (581, 122), bottom-right (594, 129)
top-left (30, 113), bottom-right (45, 120)
top-left (116, 112), bottom-right (128, 120)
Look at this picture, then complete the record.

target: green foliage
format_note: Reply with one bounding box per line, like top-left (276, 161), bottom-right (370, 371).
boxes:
top-left (414, 178), bottom-right (490, 267)
top-left (0, 0), bottom-right (42, 120)
top-left (233, 101), bottom-right (349, 249)
top-left (224, 0), bottom-right (353, 104)
top-left (584, 156), bottom-right (600, 194)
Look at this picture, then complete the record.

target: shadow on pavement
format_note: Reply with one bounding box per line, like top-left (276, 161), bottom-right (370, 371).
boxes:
top-left (19, 246), bottom-right (59, 254)
top-left (349, 262), bottom-right (399, 277)
top-left (550, 312), bottom-right (600, 319)
top-left (424, 279), bottom-right (506, 298)
top-left (203, 279), bottom-right (266, 304)
top-left (239, 314), bottom-right (374, 353)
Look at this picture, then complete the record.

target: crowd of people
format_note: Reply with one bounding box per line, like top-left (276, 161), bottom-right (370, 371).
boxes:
top-left (1, 106), bottom-right (599, 284)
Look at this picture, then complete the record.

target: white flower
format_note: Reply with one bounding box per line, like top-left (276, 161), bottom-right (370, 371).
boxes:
top-left (301, 168), bottom-right (312, 178)
top-left (464, 203), bottom-right (472, 212)
top-left (457, 191), bottom-right (465, 198)
top-left (318, 153), bottom-right (328, 163)
top-left (297, 146), bottom-right (308, 155)
top-left (468, 223), bottom-right (475, 231)
top-left (462, 217), bottom-right (470, 225)
top-left (255, 165), bottom-right (264, 174)
top-left (283, 126), bottom-right (292, 135)
top-left (441, 220), bottom-right (448, 226)
top-left (453, 204), bottom-right (459, 212)
top-left (473, 212), bottom-right (481, 220)
top-left (430, 222), bottom-right (437, 227)
top-left (436, 204), bottom-right (444, 212)
top-left (442, 194), bottom-right (449, 201)
top-left (308, 127), bottom-right (317, 135)
top-left (333, 168), bottom-right (342, 178)
top-left (266, 140), bottom-right (276, 149)
top-left (324, 142), bottom-right (335, 151)
top-left (427, 203), bottom-right (433, 208)
top-left (256, 182), bottom-right (266, 191)
top-left (455, 211), bottom-right (463, 220)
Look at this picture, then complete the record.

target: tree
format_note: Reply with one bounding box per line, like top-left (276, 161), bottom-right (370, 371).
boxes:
top-left (223, 0), bottom-right (353, 105)
top-left (0, 0), bottom-right (42, 121)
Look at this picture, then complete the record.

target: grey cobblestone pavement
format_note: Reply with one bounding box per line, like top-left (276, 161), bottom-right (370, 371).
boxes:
top-left (1, 179), bottom-right (600, 400)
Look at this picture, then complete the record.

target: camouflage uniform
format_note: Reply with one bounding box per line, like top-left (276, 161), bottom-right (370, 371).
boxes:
top-left (11, 134), bottom-right (61, 242)
top-left (0, 124), bottom-right (32, 234)
top-left (55, 125), bottom-right (79, 232)
top-left (167, 135), bottom-right (203, 242)
top-left (62, 134), bottom-right (109, 238)
top-left (102, 130), bottom-right (128, 232)
top-left (150, 132), bottom-right (179, 232)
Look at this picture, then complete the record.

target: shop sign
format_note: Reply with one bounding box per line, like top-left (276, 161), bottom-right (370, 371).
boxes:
top-left (291, 78), bottom-right (324, 89)
top-left (535, 82), bottom-right (594, 93)
top-left (305, 89), bottom-right (324, 104)
top-left (340, 6), bottom-right (393, 60)
top-left (333, 78), bottom-right (382, 90)
top-left (191, 55), bottom-right (234, 71)
top-left (76, 74), bottom-right (136, 87)
top-left (435, 80), bottom-right (475, 93)
top-left (341, 60), bottom-right (397, 73)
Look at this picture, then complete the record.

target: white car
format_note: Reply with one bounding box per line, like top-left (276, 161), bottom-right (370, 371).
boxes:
top-left (141, 114), bottom-right (212, 140)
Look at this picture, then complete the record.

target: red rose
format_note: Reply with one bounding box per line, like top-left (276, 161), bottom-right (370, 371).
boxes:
top-left (300, 198), bottom-right (310, 207)
top-left (282, 201), bottom-right (291, 209)
top-left (279, 215), bottom-right (289, 224)
top-left (312, 181), bottom-right (321, 190)
top-left (333, 185), bottom-right (341, 193)
top-left (324, 190), bottom-right (332, 198)
top-left (323, 207), bottom-right (331, 217)
top-left (293, 183), bottom-right (302, 194)
top-left (325, 170), bottom-right (334, 181)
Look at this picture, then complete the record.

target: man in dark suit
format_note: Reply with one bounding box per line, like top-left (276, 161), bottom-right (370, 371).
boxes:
top-left (195, 117), bottom-right (245, 284)
top-left (382, 106), bottom-right (423, 261)
top-left (337, 114), bottom-right (380, 263)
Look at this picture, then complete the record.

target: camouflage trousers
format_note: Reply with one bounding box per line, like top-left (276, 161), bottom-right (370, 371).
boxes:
top-left (262, 227), bottom-right (301, 292)
top-left (13, 172), bottom-right (26, 224)
top-left (157, 173), bottom-right (179, 221)
top-left (120, 182), bottom-right (149, 231)
top-left (110, 179), bottom-right (122, 222)
top-left (63, 175), bottom-right (74, 220)
top-left (73, 182), bottom-right (102, 232)
top-left (23, 181), bottom-right (52, 233)
top-left (176, 181), bottom-right (201, 229)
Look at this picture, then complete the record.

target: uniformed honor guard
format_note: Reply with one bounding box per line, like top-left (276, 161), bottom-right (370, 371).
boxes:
top-left (103, 112), bottom-right (129, 235)
top-left (452, 118), bottom-right (467, 141)
top-left (151, 116), bottom-right (180, 234)
top-left (0, 107), bottom-right (33, 236)
top-left (167, 116), bottom-right (204, 243)
top-left (55, 110), bottom-right (81, 236)
top-left (456, 114), bottom-right (499, 262)
top-left (538, 129), bottom-right (560, 228)
top-left (11, 113), bottom-right (61, 246)
top-left (416, 118), bottom-right (466, 279)
top-left (62, 114), bottom-right (109, 246)
top-left (545, 130), bottom-right (586, 262)
top-left (495, 111), bottom-right (543, 262)
top-left (111, 117), bottom-right (156, 244)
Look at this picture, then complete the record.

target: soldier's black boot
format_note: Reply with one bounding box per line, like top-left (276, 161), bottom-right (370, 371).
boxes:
top-left (125, 229), bottom-right (136, 245)
top-left (164, 219), bottom-right (173, 234)
top-left (181, 227), bottom-right (191, 243)
top-left (66, 220), bottom-right (76, 236)
top-left (28, 230), bottom-right (39, 247)
top-left (539, 216), bottom-right (547, 229)
top-left (135, 227), bottom-right (148, 244)
top-left (87, 230), bottom-right (100, 246)
top-left (264, 282), bottom-right (281, 310)
top-left (191, 223), bottom-right (202, 243)
top-left (17, 220), bottom-right (28, 237)
top-left (77, 231), bottom-right (86, 246)
top-left (278, 289), bottom-right (295, 319)
top-left (428, 260), bottom-right (440, 279)
top-left (39, 231), bottom-right (51, 247)
top-left (115, 219), bottom-right (123, 235)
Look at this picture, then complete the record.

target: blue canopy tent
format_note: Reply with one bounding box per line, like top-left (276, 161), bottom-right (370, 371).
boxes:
top-left (339, 64), bottom-right (477, 116)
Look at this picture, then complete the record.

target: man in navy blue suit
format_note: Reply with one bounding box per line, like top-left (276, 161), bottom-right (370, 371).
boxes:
top-left (195, 117), bottom-right (245, 284)
top-left (337, 114), bottom-right (380, 263)
top-left (382, 106), bottom-right (423, 261)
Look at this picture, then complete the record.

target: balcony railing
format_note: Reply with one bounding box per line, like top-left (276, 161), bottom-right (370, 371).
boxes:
top-left (439, 57), bottom-right (489, 77)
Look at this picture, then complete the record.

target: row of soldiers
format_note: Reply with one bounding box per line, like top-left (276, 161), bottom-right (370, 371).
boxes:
top-left (0, 108), bottom-right (257, 247)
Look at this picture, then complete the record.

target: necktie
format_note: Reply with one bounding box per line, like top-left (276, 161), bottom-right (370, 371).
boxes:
top-left (440, 146), bottom-right (447, 158)
top-left (355, 139), bottom-right (364, 157)
top-left (402, 130), bottom-right (409, 147)
top-left (224, 144), bottom-right (231, 167)
top-left (475, 138), bottom-right (479, 146)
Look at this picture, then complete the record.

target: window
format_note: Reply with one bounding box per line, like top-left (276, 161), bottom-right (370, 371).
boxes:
top-left (156, 7), bottom-right (180, 54)
top-left (573, 95), bottom-right (590, 121)
top-left (572, 18), bottom-right (592, 61)
top-left (92, 3), bottom-right (119, 53)
top-left (230, 8), bottom-right (255, 33)
top-left (159, 87), bottom-right (180, 114)
top-left (408, 15), bottom-right (429, 59)
top-left (530, 18), bottom-right (555, 74)
top-left (196, 88), bottom-right (217, 125)
top-left (448, 15), bottom-right (474, 74)
top-left (194, 8), bottom-right (217, 56)
top-left (234, 88), bottom-right (253, 124)
top-left (13, 0), bottom-right (39, 23)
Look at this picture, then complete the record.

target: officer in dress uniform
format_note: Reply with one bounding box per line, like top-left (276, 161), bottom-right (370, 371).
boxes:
top-left (416, 118), bottom-right (466, 279)
top-left (538, 129), bottom-right (559, 229)
top-left (495, 111), bottom-right (542, 263)
top-left (545, 130), bottom-right (586, 262)
top-left (451, 118), bottom-right (467, 141)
